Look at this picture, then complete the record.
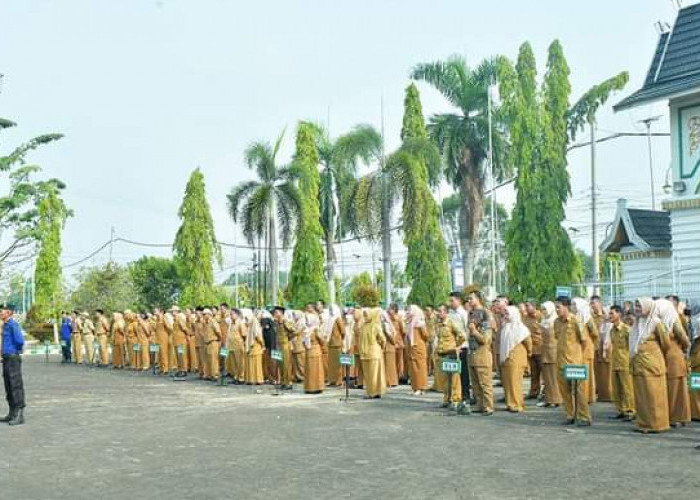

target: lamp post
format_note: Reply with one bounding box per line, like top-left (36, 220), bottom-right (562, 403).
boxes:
top-left (639, 116), bottom-right (662, 210)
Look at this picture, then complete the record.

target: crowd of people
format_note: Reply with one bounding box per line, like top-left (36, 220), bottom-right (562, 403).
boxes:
top-left (49, 290), bottom-right (700, 434)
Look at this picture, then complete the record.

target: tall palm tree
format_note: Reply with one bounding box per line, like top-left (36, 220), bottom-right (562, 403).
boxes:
top-left (227, 131), bottom-right (301, 304)
top-left (313, 124), bottom-right (383, 305)
top-left (411, 56), bottom-right (510, 285)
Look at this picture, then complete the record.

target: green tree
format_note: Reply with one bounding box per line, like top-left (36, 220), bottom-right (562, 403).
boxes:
top-left (0, 273), bottom-right (26, 312)
top-left (33, 189), bottom-right (71, 320)
top-left (288, 122), bottom-right (328, 307)
top-left (227, 131), bottom-right (301, 305)
top-left (0, 119), bottom-right (64, 270)
top-left (129, 256), bottom-right (182, 310)
top-left (70, 263), bottom-right (136, 314)
top-left (498, 40), bottom-right (627, 300)
top-left (173, 168), bottom-right (221, 306)
top-left (411, 56), bottom-right (511, 284)
top-left (396, 83), bottom-right (450, 305)
top-left (314, 124), bottom-right (383, 305)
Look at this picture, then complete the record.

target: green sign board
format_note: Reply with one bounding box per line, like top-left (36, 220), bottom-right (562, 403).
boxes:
top-left (555, 286), bottom-right (573, 298)
top-left (176, 345), bottom-right (185, 355)
top-left (563, 364), bottom-right (588, 381)
top-left (441, 359), bottom-right (462, 373)
top-left (133, 344), bottom-right (141, 352)
top-left (219, 347), bottom-right (230, 357)
top-left (690, 372), bottom-right (700, 391)
top-left (149, 344), bottom-right (160, 353)
top-left (339, 353), bottom-right (354, 366)
top-left (271, 349), bottom-right (283, 361)
top-left (94, 343), bottom-right (101, 351)
top-left (60, 340), bottom-right (67, 347)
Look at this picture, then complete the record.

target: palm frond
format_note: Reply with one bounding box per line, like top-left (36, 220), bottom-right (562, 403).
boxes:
top-left (333, 124), bottom-right (383, 171)
top-left (411, 58), bottom-right (465, 110)
top-left (239, 184), bottom-right (272, 245)
top-left (274, 182), bottom-right (302, 248)
top-left (226, 180), bottom-right (261, 222)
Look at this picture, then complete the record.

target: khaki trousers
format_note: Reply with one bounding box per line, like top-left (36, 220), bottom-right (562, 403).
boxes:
top-left (72, 334), bottom-right (83, 364)
top-left (557, 366), bottom-right (591, 422)
top-left (470, 365), bottom-right (493, 412)
top-left (206, 341), bottom-right (220, 378)
top-left (611, 369), bottom-right (635, 414)
top-left (83, 334), bottom-right (95, 364)
top-left (98, 335), bottom-right (109, 365)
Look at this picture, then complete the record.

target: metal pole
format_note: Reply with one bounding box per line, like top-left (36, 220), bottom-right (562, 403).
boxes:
top-left (234, 234), bottom-right (239, 306)
top-left (109, 226), bottom-right (115, 263)
top-left (488, 83), bottom-right (496, 296)
top-left (639, 116), bottom-right (661, 211)
top-left (590, 120), bottom-right (600, 294)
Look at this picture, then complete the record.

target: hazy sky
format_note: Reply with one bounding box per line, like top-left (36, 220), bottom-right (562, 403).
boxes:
top-left (0, 0), bottom-right (685, 285)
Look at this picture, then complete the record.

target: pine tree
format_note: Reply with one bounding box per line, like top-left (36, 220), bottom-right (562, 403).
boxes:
top-left (173, 168), bottom-right (221, 306)
top-left (399, 84), bottom-right (450, 305)
top-left (288, 122), bottom-right (328, 307)
top-left (33, 190), bottom-right (70, 319)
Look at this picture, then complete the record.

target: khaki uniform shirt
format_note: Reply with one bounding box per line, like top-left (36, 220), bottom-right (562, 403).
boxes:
top-left (609, 321), bottom-right (631, 372)
top-left (555, 313), bottom-right (587, 366)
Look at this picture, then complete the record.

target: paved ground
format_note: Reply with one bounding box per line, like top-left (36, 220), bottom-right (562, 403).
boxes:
top-left (1, 356), bottom-right (699, 500)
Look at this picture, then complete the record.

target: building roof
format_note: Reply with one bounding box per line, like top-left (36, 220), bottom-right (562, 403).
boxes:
top-left (600, 199), bottom-right (671, 253)
top-left (615, 3), bottom-right (700, 111)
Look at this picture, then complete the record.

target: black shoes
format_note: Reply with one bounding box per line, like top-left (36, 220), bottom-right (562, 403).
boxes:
top-left (8, 408), bottom-right (24, 426)
top-left (0, 409), bottom-right (13, 423)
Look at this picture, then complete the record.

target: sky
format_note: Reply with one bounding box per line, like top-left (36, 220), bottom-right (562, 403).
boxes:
top-left (0, 0), bottom-right (687, 287)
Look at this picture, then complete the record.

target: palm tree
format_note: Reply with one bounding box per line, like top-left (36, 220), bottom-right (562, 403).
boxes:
top-left (227, 131), bottom-right (302, 304)
top-left (411, 56), bottom-right (510, 285)
top-left (313, 124), bottom-right (383, 305)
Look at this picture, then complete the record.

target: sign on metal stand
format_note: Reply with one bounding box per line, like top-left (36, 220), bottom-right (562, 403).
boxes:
top-left (44, 340), bottom-right (50, 363)
top-left (563, 364), bottom-right (588, 421)
top-left (690, 372), bottom-right (700, 391)
top-left (441, 357), bottom-right (461, 411)
top-left (219, 346), bottom-right (229, 386)
top-left (340, 353), bottom-right (354, 402)
top-left (149, 344), bottom-right (159, 375)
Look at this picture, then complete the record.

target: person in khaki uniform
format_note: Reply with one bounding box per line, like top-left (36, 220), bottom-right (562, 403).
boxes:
top-left (172, 306), bottom-right (189, 377)
top-left (500, 306), bottom-right (532, 413)
top-left (111, 312), bottom-right (127, 369)
top-left (388, 304), bottom-right (407, 385)
top-left (555, 297), bottom-right (591, 426)
top-left (607, 305), bottom-right (634, 420)
top-left (359, 307), bottom-right (386, 399)
top-left (656, 299), bottom-right (691, 427)
top-left (406, 305), bottom-right (429, 395)
top-left (185, 309), bottom-right (198, 373)
top-left (95, 309), bottom-right (110, 366)
top-left (435, 304), bottom-right (466, 409)
top-left (125, 310), bottom-right (138, 369)
top-left (163, 310), bottom-right (175, 375)
top-left (136, 313), bottom-right (151, 371)
top-left (203, 309), bottom-right (222, 380)
top-left (631, 298), bottom-right (671, 433)
top-left (382, 308), bottom-right (399, 388)
top-left (229, 308), bottom-right (247, 384)
top-left (572, 298), bottom-right (598, 405)
top-left (72, 313), bottom-right (84, 364)
top-left (324, 305), bottom-right (345, 387)
top-left (153, 309), bottom-right (170, 375)
top-left (688, 305), bottom-right (700, 421)
top-left (351, 308), bottom-right (363, 388)
top-left (591, 296), bottom-right (612, 402)
top-left (538, 302), bottom-right (562, 408)
top-left (194, 308), bottom-right (208, 379)
top-left (273, 306), bottom-right (296, 389)
top-left (80, 312), bottom-right (96, 365)
top-left (216, 304), bottom-right (231, 377)
top-left (467, 293), bottom-right (494, 415)
top-left (244, 309), bottom-right (265, 384)
top-left (522, 301), bottom-right (543, 400)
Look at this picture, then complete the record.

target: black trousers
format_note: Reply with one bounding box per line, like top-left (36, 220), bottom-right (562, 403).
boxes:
top-left (2, 355), bottom-right (25, 409)
top-left (62, 338), bottom-right (72, 362)
top-left (459, 349), bottom-right (471, 401)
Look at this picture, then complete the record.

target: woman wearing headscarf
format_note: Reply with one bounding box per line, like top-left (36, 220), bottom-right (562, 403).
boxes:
top-left (655, 298), bottom-right (691, 427)
top-left (243, 310), bottom-right (265, 385)
top-left (572, 298), bottom-right (598, 404)
top-left (137, 313), bottom-right (151, 371)
top-left (499, 306), bottom-right (532, 412)
top-left (382, 310), bottom-right (399, 387)
top-left (303, 312), bottom-right (326, 394)
top-left (110, 312), bottom-right (127, 369)
top-left (538, 301), bottom-right (562, 408)
top-left (688, 302), bottom-right (700, 421)
top-left (324, 305), bottom-right (345, 387)
top-left (630, 298), bottom-right (671, 433)
top-left (359, 307), bottom-right (387, 398)
top-left (351, 307), bottom-right (364, 388)
top-left (406, 305), bottom-right (429, 395)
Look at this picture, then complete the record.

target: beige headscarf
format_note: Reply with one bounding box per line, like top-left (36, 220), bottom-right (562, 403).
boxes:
top-left (406, 305), bottom-right (425, 347)
top-left (654, 298), bottom-right (679, 331)
top-left (540, 301), bottom-right (557, 329)
top-left (343, 308), bottom-right (355, 353)
top-left (629, 297), bottom-right (660, 356)
top-left (499, 306), bottom-right (531, 362)
top-left (303, 312), bottom-right (320, 349)
top-left (571, 298), bottom-right (592, 325)
top-left (323, 304), bottom-right (341, 342)
top-left (381, 310), bottom-right (395, 338)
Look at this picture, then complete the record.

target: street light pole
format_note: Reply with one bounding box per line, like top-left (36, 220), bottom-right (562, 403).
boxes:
top-left (590, 120), bottom-right (600, 294)
top-left (639, 116), bottom-right (662, 210)
top-left (487, 83), bottom-right (496, 297)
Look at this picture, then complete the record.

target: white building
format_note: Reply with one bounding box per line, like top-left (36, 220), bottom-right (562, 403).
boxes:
top-left (610, 2), bottom-right (700, 302)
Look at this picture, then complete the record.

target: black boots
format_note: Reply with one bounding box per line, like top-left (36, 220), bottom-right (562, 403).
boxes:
top-left (9, 408), bottom-right (24, 426)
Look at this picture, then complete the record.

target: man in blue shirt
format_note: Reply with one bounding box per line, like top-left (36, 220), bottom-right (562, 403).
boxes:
top-left (60, 311), bottom-right (73, 363)
top-left (1, 303), bottom-right (26, 425)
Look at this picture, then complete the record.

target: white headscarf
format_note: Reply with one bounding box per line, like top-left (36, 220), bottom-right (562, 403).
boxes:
top-left (406, 305), bottom-right (425, 347)
top-left (323, 304), bottom-right (341, 341)
top-left (629, 297), bottom-right (660, 356)
top-left (381, 310), bottom-right (395, 338)
top-left (303, 312), bottom-right (319, 348)
top-left (540, 301), bottom-right (556, 330)
top-left (654, 298), bottom-right (679, 332)
top-left (244, 312), bottom-right (262, 351)
top-left (499, 306), bottom-right (531, 362)
top-left (571, 298), bottom-right (591, 325)
top-left (343, 309), bottom-right (355, 353)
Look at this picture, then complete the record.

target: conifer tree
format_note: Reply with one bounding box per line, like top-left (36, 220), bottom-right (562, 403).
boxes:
top-left (288, 122), bottom-right (328, 306)
top-left (173, 168), bottom-right (221, 306)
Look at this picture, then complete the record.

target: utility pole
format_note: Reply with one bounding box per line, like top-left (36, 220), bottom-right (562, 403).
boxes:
top-left (380, 95), bottom-right (391, 304)
top-left (487, 82), bottom-right (496, 297)
top-left (109, 226), bottom-right (115, 263)
top-left (590, 120), bottom-right (600, 294)
top-left (639, 116), bottom-right (662, 210)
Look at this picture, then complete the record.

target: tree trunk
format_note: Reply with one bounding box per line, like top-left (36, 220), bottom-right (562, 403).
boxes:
top-left (461, 163), bottom-right (484, 288)
top-left (268, 202), bottom-right (279, 305)
top-left (381, 174), bottom-right (392, 304)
